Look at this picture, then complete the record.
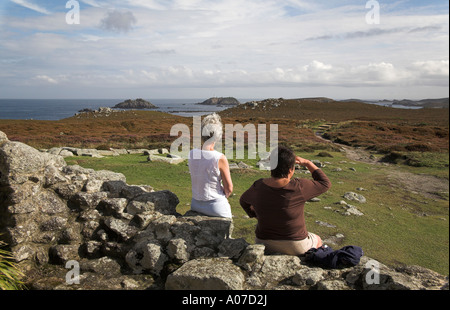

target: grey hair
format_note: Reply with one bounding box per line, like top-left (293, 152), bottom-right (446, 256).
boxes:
top-left (201, 113), bottom-right (223, 144)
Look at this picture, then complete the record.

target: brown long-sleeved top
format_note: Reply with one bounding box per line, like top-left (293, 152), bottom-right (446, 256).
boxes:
top-left (239, 169), bottom-right (331, 241)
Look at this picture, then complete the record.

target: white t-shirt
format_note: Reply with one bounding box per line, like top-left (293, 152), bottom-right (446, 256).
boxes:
top-left (188, 149), bottom-right (232, 218)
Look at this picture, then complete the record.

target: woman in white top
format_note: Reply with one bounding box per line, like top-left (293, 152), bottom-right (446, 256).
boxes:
top-left (188, 113), bottom-right (233, 218)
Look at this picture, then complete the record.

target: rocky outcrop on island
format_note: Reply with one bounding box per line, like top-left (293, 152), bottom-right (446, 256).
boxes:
top-left (198, 97), bottom-right (240, 106)
top-left (113, 98), bottom-right (157, 109)
top-left (0, 130), bottom-right (448, 291)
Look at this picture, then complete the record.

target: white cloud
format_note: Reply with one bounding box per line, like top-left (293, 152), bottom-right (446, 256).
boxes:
top-left (70, 60), bottom-right (445, 90)
top-left (410, 60), bottom-right (450, 86)
top-left (122, 0), bottom-right (168, 11)
top-left (79, 0), bottom-right (103, 8)
top-left (413, 60), bottom-right (449, 77)
top-left (33, 75), bottom-right (59, 84)
top-left (10, 0), bottom-right (51, 14)
top-left (0, 0), bottom-right (448, 99)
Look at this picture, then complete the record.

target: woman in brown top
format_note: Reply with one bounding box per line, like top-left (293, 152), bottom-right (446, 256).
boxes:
top-left (239, 146), bottom-right (331, 255)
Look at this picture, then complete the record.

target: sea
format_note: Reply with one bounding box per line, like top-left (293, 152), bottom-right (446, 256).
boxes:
top-left (0, 99), bottom-right (260, 121)
top-left (0, 98), bottom-right (421, 121)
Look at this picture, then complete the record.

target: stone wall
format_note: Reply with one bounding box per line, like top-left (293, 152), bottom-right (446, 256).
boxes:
top-left (0, 131), bottom-right (447, 290)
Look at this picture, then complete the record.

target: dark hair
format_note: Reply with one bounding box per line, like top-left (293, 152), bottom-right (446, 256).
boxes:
top-left (270, 146), bottom-right (296, 178)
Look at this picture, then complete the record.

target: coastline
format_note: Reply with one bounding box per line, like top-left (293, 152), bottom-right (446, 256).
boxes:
top-left (1, 97), bottom-right (447, 121)
top-left (0, 98), bottom-right (245, 121)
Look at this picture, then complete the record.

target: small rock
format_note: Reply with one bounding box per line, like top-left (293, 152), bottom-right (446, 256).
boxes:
top-left (167, 238), bottom-right (190, 263)
top-left (237, 244), bottom-right (265, 271)
top-left (237, 161), bottom-right (251, 169)
top-left (104, 217), bottom-right (138, 241)
top-left (342, 204), bottom-right (364, 216)
top-left (125, 241), bottom-right (168, 275)
top-left (293, 268), bottom-right (325, 286)
top-left (317, 279), bottom-right (350, 290)
top-left (343, 192), bottom-right (366, 203)
top-left (315, 220), bottom-right (336, 228)
top-left (312, 160), bottom-right (325, 168)
top-left (165, 258), bottom-right (245, 290)
top-left (218, 238), bottom-right (249, 259)
top-left (228, 163), bottom-right (240, 170)
top-left (323, 233), bottom-right (345, 246)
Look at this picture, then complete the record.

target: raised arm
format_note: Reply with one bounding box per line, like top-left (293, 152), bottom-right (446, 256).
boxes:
top-left (295, 156), bottom-right (332, 200)
top-left (296, 156), bottom-right (319, 173)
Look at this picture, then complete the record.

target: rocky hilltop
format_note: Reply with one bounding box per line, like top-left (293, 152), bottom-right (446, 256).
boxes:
top-left (113, 98), bottom-right (157, 109)
top-left (198, 97), bottom-right (240, 106)
top-left (0, 130), bottom-right (448, 290)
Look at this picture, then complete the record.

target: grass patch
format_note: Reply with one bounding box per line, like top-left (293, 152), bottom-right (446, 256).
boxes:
top-left (1, 240), bottom-right (25, 290)
top-left (405, 152), bottom-right (450, 168)
top-left (323, 121), bottom-right (449, 169)
top-left (65, 150), bottom-right (449, 275)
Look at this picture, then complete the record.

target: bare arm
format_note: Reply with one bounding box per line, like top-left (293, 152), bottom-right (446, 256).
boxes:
top-left (219, 155), bottom-right (233, 198)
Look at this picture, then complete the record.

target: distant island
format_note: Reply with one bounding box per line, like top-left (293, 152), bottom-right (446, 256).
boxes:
top-left (197, 97), bottom-right (241, 106)
top-left (113, 98), bottom-right (157, 109)
top-left (341, 97), bottom-right (449, 109)
top-left (392, 98), bottom-right (449, 109)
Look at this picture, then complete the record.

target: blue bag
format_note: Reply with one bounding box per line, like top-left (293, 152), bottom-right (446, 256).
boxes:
top-left (305, 245), bottom-right (363, 269)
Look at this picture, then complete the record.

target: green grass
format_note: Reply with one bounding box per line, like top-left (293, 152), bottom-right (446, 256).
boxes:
top-left (405, 152), bottom-right (450, 168)
top-left (1, 240), bottom-right (25, 290)
top-left (65, 152), bottom-right (449, 275)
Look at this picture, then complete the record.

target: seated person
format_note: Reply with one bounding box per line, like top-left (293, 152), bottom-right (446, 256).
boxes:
top-left (239, 146), bottom-right (331, 255)
top-left (188, 113), bottom-right (233, 218)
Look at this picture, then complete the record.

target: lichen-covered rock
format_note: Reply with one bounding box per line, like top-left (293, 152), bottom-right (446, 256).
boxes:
top-left (218, 238), bottom-right (249, 259)
top-left (165, 258), bottom-right (245, 290)
top-left (237, 244), bottom-right (265, 272)
top-left (0, 141), bottom-right (65, 185)
top-left (167, 238), bottom-right (189, 263)
top-left (343, 191), bottom-right (366, 203)
top-left (0, 131), bottom-right (8, 147)
top-left (125, 241), bottom-right (168, 275)
top-left (246, 255), bottom-right (303, 289)
top-left (293, 268), bottom-right (325, 286)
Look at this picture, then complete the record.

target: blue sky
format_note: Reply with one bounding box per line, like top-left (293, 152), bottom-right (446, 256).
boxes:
top-left (0, 0), bottom-right (448, 99)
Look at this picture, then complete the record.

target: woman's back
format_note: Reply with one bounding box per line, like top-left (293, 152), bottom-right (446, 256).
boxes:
top-left (188, 149), bottom-right (226, 201)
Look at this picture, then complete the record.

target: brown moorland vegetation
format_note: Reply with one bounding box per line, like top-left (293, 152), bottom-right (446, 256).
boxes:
top-left (0, 110), bottom-right (185, 150)
top-left (0, 98), bottom-right (448, 161)
top-left (220, 98), bottom-right (448, 160)
top-left (220, 98), bottom-right (448, 126)
top-left (323, 121), bottom-right (449, 153)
